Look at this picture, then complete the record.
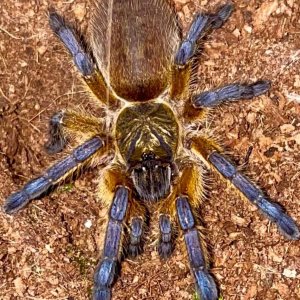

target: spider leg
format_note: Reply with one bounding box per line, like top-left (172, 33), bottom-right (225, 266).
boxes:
top-left (192, 80), bottom-right (271, 108)
top-left (175, 3), bottom-right (234, 66)
top-left (45, 110), bottom-right (106, 154)
top-left (4, 137), bottom-right (104, 214)
top-left (97, 165), bottom-right (147, 257)
top-left (93, 186), bottom-right (129, 300)
top-left (127, 200), bottom-right (146, 257)
top-left (156, 163), bottom-right (205, 258)
top-left (191, 136), bottom-right (300, 240)
top-left (176, 196), bottom-right (218, 300)
top-left (170, 3), bottom-right (234, 100)
top-left (49, 10), bottom-right (120, 108)
top-left (154, 161), bottom-right (216, 297)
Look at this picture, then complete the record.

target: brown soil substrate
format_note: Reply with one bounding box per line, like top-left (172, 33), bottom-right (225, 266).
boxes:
top-left (1, 1), bottom-right (299, 299)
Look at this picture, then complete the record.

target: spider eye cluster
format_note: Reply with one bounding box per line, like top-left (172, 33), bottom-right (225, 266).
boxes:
top-left (141, 151), bottom-right (156, 161)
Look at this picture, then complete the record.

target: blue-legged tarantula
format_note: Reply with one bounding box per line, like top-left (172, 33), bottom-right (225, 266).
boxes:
top-left (4, 1), bottom-right (299, 299)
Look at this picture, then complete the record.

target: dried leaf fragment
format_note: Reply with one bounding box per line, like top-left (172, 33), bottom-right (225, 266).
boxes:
top-left (253, 0), bottom-right (279, 30)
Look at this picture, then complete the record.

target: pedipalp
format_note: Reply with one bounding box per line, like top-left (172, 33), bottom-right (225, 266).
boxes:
top-left (45, 110), bottom-right (108, 154)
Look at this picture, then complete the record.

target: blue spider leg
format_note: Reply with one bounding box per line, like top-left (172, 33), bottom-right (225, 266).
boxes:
top-left (126, 198), bottom-right (147, 257)
top-left (4, 137), bottom-right (103, 214)
top-left (158, 214), bottom-right (174, 259)
top-left (175, 3), bottom-right (234, 66)
top-left (193, 81), bottom-right (271, 108)
top-left (49, 10), bottom-right (120, 108)
top-left (209, 152), bottom-right (300, 240)
top-left (128, 216), bottom-right (144, 257)
top-left (93, 187), bottom-right (129, 300)
top-left (49, 10), bottom-right (94, 76)
top-left (176, 196), bottom-right (218, 300)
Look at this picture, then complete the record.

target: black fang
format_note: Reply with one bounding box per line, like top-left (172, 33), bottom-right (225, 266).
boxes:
top-left (131, 160), bottom-right (171, 201)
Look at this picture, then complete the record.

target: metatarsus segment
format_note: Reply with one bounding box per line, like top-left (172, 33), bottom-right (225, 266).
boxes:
top-left (158, 214), bottom-right (174, 258)
top-left (4, 137), bottom-right (103, 214)
top-left (128, 217), bottom-right (144, 257)
top-left (209, 152), bottom-right (300, 240)
top-left (175, 3), bottom-right (234, 66)
top-left (193, 81), bottom-right (271, 107)
top-left (93, 187), bottom-right (129, 300)
top-left (176, 196), bottom-right (218, 300)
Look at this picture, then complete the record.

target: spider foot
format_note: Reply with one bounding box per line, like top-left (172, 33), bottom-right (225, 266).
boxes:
top-left (158, 214), bottom-right (174, 259)
top-left (93, 258), bottom-right (116, 300)
top-left (194, 269), bottom-right (218, 300)
top-left (210, 3), bottom-right (234, 29)
top-left (128, 217), bottom-right (144, 257)
top-left (256, 198), bottom-right (300, 240)
top-left (4, 191), bottom-right (31, 215)
top-left (93, 288), bottom-right (111, 300)
top-left (158, 241), bottom-right (173, 259)
top-left (4, 177), bottom-right (51, 214)
top-left (128, 244), bottom-right (142, 258)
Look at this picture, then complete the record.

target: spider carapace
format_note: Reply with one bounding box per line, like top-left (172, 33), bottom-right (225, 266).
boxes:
top-left (116, 102), bottom-right (180, 201)
top-left (3, 1), bottom-right (299, 300)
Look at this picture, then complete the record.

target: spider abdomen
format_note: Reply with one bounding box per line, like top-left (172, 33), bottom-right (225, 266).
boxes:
top-left (90, 0), bottom-right (180, 102)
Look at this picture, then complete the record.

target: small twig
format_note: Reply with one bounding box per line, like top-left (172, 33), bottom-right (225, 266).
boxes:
top-left (31, 204), bottom-right (50, 215)
top-left (17, 116), bottom-right (41, 133)
top-left (275, 49), bottom-right (300, 81)
top-left (0, 87), bottom-right (11, 102)
top-left (0, 53), bottom-right (7, 70)
top-left (28, 107), bottom-right (48, 122)
top-left (23, 78), bottom-right (32, 99)
top-left (0, 26), bottom-right (22, 40)
top-left (52, 90), bottom-right (87, 102)
top-left (26, 297), bottom-right (68, 300)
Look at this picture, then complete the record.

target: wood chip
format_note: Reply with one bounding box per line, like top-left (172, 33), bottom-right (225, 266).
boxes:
top-left (283, 268), bottom-right (297, 278)
top-left (280, 124), bottom-right (295, 133)
top-left (14, 277), bottom-right (26, 296)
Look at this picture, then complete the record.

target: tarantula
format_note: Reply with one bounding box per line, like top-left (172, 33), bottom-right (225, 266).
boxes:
top-left (4, 1), bottom-right (299, 299)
